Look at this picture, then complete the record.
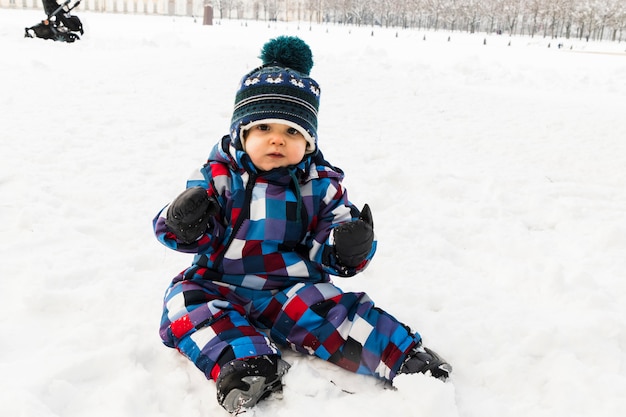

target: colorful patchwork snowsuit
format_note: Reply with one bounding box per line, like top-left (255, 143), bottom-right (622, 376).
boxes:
top-left (154, 136), bottom-right (421, 381)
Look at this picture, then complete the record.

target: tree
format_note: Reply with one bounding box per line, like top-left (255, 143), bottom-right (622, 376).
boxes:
top-left (223, 0), bottom-right (624, 42)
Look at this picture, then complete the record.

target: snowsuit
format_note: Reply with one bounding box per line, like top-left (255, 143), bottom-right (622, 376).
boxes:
top-left (154, 136), bottom-right (421, 381)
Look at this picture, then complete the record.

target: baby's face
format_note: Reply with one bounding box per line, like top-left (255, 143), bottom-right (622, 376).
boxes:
top-left (244, 123), bottom-right (308, 171)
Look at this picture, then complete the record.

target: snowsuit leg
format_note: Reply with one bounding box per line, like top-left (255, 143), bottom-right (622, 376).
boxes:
top-left (265, 282), bottom-right (421, 380)
top-left (159, 275), bottom-right (279, 381)
top-left (160, 278), bottom-right (420, 382)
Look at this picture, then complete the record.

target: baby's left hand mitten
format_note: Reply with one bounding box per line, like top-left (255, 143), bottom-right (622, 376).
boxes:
top-left (333, 204), bottom-right (374, 268)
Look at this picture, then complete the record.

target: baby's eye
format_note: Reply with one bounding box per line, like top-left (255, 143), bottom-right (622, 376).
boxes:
top-left (257, 124), bottom-right (270, 131)
top-left (287, 127), bottom-right (301, 136)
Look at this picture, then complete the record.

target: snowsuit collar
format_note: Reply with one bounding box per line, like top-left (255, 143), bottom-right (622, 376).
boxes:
top-left (209, 135), bottom-right (321, 249)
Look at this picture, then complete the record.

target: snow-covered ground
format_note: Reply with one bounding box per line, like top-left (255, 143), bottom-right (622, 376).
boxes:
top-left (2, 7), bottom-right (626, 417)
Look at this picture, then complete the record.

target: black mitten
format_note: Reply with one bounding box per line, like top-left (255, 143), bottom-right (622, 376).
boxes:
top-left (165, 186), bottom-right (220, 244)
top-left (333, 204), bottom-right (374, 268)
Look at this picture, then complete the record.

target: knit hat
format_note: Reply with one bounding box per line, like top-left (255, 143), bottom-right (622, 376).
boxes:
top-left (230, 36), bottom-right (321, 154)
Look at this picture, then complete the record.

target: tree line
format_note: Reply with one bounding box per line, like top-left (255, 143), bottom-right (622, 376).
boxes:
top-left (214, 0), bottom-right (626, 41)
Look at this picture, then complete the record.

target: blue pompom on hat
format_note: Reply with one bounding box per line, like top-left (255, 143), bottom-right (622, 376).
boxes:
top-left (230, 36), bottom-right (321, 154)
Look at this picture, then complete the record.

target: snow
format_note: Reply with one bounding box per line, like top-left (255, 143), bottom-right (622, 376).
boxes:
top-left (2, 7), bottom-right (626, 417)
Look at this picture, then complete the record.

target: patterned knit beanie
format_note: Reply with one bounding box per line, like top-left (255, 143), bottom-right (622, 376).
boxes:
top-left (230, 36), bottom-right (321, 154)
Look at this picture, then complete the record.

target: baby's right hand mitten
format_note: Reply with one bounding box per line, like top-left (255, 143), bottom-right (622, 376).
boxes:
top-left (165, 186), bottom-right (220, 244)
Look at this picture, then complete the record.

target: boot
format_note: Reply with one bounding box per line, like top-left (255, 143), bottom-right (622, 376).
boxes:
top-left (216, 355), bottom-right (290, 413)
top-left (398, 343), bottom-right (452, 380)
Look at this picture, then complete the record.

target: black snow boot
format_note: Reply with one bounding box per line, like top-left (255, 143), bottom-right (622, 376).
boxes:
top-left (398, 343), bottom-right (452, 380)
top-left (216, 355), bottom-right (290, 413)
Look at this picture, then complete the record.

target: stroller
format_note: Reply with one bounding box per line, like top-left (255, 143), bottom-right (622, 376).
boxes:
top-left (25, 0), bottom-right (84, 43)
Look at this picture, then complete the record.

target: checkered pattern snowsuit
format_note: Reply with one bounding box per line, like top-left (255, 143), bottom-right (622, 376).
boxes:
top-left (154, 136), bottom-right (421, 381)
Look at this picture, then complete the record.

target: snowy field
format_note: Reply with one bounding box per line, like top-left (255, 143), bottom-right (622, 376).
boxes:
top-left (1, 7), bottom-right (626, 417)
